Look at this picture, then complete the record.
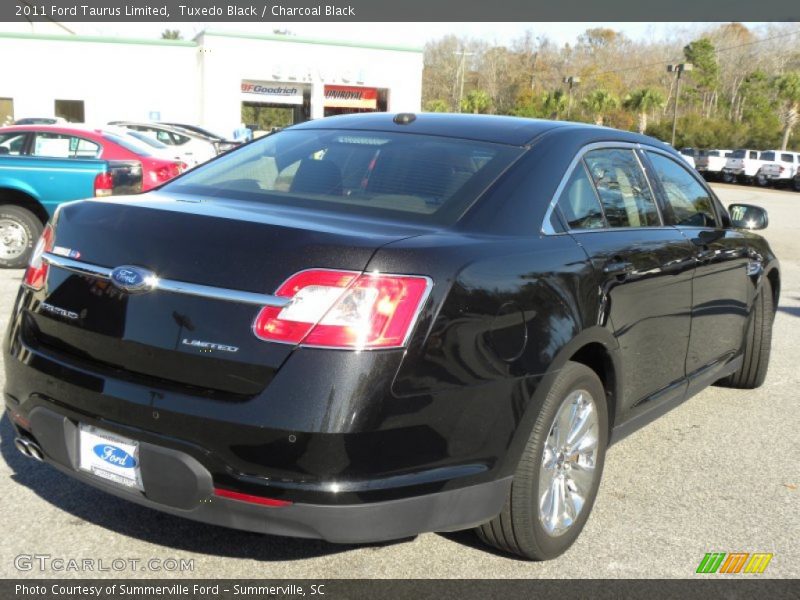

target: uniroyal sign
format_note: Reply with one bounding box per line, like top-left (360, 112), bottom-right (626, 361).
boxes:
top-left (324, 85), bottom-right (378, 109)
top-left (241, 81), bottom-right (306, 105)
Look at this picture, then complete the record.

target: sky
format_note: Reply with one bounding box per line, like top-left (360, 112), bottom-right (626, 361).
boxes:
top-left (48, 21), bottom-right (771, 47)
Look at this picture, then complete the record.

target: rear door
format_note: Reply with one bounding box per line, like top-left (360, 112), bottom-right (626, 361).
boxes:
top-left (643, 150), bottom-right (751, 378)
top-left (553, 146), bottom-right (696, 414)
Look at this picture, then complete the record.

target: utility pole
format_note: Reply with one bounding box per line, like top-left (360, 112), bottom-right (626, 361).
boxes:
top-left (667, 63), bottom-right (693, 147)
top-left (563, 76), bottom-right (580, 119)
top-left (454, 49), bottom-right (475, 113)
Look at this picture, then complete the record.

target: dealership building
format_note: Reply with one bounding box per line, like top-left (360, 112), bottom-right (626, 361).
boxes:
top-left (0, 29), bottom-right (423, 137)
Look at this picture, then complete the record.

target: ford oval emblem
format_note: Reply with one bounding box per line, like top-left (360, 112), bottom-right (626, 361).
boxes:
top-left (109, 265), bottom-right (156, 293)
top-left (93, 444), bottom-right (137, 469)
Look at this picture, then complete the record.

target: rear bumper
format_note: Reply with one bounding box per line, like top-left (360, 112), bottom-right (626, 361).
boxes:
top-left (10, 404), bottom-right (510, 543)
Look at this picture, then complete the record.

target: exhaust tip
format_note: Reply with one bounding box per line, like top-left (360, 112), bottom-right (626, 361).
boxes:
top-left (14, 437), bottom-right (44, 461)
top-left (14, 437), bottom-right (31, 457)
top-left (26, 442), bottom-right (44, 462)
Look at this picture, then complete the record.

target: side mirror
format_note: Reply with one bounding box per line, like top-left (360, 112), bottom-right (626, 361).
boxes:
top-left (729, 203), bottom-right (768, 230)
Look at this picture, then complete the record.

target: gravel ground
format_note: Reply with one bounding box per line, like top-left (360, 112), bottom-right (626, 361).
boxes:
top-left (0, 183), bottom-right (797, 579)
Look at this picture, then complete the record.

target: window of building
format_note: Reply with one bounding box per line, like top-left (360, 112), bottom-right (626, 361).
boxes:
top-left (54, 99), bottom-right (85, 123)
top-left (0, 98), bottom-right (13, 126)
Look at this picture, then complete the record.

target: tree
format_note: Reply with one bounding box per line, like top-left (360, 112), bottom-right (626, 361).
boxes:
top-left (161, 29), bottom-right (182, 40)
top-left (424, 99), bottom-right (450, 113)
top-left (775, 72), bottom-right (800, 150)
top-left (624, 88), bottom-right (665, 134)
top-left (582, 89), bottom-right (618, 125)
top-left (683, 38), bottom-right (720, 117)
top-left (542, 89), bottom-right (568, 120)
top-left (461, 89), bottom-right (492, 114)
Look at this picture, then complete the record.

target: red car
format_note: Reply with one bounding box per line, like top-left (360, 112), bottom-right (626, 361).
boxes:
top-left (0, 125), bottom-right (186, 191)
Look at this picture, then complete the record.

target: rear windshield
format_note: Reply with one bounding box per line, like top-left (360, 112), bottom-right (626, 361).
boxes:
top-left (730, 150), bottom-right (747, 158)
top-left (163, 128), bottom-right (522, 225)
top-left (103, 132), bottom-right (154, 157)
top-left (761, 151), bottom-right (775, 161)
top-left (126, 130), bottom-right (170, 150)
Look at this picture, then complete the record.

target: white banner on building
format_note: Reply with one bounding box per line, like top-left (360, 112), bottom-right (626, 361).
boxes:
top-left (241, 81), bottom-right (306, 105)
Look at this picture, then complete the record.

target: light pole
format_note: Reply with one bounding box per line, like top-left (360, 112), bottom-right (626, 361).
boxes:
top-left (667, 63), bottom-right (693, 147)
top-left (563, 76), bottom-right (581, 119)
top-left (454, 49), bottom-right (475, 113)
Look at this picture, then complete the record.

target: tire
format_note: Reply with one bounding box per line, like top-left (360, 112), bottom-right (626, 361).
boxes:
top-left (719, 279), bottom-right (774, 389)
top-left (755, 172), bottom-right (769, 187)
top-left (475, 361), bottom-right (608, 560)
top-left (793, 177), bottom-right (800, 192)
top-left (721, 171), bottom-right (735, 184)
top-left (0, 205), bottom-right (43, 269)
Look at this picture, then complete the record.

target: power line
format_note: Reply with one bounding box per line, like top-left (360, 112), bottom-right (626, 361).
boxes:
top-left (579, 27), bottom-right (800, 80)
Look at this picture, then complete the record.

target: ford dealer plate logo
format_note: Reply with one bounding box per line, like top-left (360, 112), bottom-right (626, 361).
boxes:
top-left (93, 444), bottom-right (137, 469)
top-left (109, 265), bottom-right (156, 293)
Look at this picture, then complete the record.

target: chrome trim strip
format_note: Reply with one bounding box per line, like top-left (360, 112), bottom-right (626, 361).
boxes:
top-left (42, 252), bottom-right (291, 308)
top-left (42, 253), bottom-right (112, 279)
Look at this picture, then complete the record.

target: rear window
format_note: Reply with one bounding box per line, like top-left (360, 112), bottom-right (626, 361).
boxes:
top-left (102, 132), bottom-right (154, 157)
top-left (761, 151), bottom-right (775, 161)
top-left (164, 129), bottom-right (522, 225)
top-left (730, 150), bottom-right (746, 158)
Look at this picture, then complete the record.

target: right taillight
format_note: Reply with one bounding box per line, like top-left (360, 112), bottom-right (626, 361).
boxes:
top-left (23, 223), bottom-right (54, 291)
top-left (253, 269), bottom-right (431, 350)
top-left (93, 171), bottom-right (114, 197)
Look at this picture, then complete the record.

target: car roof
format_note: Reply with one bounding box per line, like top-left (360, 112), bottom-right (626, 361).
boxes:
top-left (290, 112), bottom-right (662, 147)
top-left (0, 124), bottom-right (107, 138)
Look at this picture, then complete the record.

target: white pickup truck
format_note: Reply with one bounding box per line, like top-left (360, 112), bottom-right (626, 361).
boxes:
top-left (722, 149), bottom-right (765, 183)
top-left (695, 149), bottom-right (732, 180)
top-left (758, 150), bottom-right (800, 186)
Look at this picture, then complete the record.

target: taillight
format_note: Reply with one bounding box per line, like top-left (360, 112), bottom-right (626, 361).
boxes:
top-left (23, 223), bottom-right (54, 290)
top-left (152, 162), bottom-right (185, 184)
top-left (93, 172), bottom-right (113, 197)
top-left (253, 269), bottom-right (431, 349)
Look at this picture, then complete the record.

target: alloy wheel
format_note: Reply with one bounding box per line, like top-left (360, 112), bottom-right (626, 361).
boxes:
top-left (538, 389), bottom-right (600, 537)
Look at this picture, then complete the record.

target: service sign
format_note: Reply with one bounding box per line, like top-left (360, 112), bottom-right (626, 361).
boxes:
top-left (324, 85), bottom-right (378, 109)
top-left (241, 80), bottom-right (306, 105)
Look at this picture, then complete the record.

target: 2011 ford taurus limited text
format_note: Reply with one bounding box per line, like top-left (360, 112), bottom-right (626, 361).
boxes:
top-left (3, 114), bottom-right (779, 560)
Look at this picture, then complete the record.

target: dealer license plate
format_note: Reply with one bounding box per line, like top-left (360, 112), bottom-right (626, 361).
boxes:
top-left (78, 424), bottom-right (143, 491)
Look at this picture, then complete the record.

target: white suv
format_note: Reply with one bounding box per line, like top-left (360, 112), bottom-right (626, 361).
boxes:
top-left (722, 149), bottom-right (765, 184)
top-left (758, 151), bottom-right (800, 186)
top-left (695, 149), bottom-right (732, 180)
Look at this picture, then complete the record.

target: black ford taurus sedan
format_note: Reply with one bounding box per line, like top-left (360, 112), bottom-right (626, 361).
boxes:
top-left (4, 113), bottom-right (779, 560)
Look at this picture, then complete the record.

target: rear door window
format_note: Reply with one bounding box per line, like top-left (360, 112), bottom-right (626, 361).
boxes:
top-left (555, 163), bottom-right (606, 230)
top-left (645, 151), bottom-right (718, 228)
top-left (583, 148), bottom-right (660, 227)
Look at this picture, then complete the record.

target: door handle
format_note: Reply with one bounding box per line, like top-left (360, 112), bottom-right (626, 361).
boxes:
top-left (603, 260), bottom-right (634, 276)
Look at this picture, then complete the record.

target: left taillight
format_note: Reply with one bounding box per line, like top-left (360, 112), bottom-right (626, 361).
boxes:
top-left (253, 269), bottom-right (431, 350)
top-left (151, 162), bottom-right (186, 185)
top-left (23, 223), bottom-right (54, 291)
top-left (93, 171), bottom-right (114, 197)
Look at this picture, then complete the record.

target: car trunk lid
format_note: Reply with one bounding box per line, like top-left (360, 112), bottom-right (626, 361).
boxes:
top-left (26, 194), bottom-right (425, 397)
